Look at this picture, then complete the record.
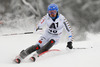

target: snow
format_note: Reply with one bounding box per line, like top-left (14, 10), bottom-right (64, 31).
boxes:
top-left (0, 32), bottom-right (100, 67)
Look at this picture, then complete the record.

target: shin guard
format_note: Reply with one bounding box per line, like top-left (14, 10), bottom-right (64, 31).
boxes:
top-left (37, 39), bottom-right (55, 54)
top-left (20, 45), bottom-right (40, 59)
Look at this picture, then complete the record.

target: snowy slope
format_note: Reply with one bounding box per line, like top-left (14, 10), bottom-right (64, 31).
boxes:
top-left (0, 32), bottom-right (100, 67)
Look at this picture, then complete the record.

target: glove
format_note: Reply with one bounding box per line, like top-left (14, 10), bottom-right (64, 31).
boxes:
top-left (67, 41), bottom-right (73, 49)
top-left (36, 27), bottom-right (42, 31)
top-left (36, 27), bottom-right (39, 31)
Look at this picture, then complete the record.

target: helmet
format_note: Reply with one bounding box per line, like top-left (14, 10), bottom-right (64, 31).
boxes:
top-left (47, 3), bottom-right (59, 12)
top-left (47, 3), bottom-right (59, 19)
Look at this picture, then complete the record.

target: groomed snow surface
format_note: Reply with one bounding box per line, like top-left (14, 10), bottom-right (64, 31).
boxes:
top-left (0, 32), bottom-right (100, 67)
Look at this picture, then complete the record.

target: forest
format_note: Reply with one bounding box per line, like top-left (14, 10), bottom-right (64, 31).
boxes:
top-left (0, 0), bottom-right (100, 41)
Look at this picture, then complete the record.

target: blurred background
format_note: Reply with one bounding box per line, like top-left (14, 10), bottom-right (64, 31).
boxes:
top-left (0, 0), bottom-right (100, 41)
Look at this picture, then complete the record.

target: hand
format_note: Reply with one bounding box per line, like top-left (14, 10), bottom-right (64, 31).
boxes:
top-left (36, 27), bottom-right (42, 31)
top-left (67, 41), bottom-right (73, 49)
top-left (36, 27), bottom-right (39, 31)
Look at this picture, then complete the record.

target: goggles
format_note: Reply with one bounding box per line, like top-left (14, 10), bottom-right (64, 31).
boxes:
top-left (48, 10), bottom-right (57, 17)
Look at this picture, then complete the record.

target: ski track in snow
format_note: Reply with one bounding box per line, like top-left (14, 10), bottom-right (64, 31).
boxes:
top-left (0, 32), bottom-right (100, 67)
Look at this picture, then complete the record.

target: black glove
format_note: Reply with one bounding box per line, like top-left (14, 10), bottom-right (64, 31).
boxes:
top-left (36, 27), bottom-right (42, 31)
top-left (67, 41), bottom-right (73, 49)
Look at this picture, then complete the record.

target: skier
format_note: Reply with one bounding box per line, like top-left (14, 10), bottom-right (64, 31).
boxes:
top-left (14, 3), bottom-right (73, 63)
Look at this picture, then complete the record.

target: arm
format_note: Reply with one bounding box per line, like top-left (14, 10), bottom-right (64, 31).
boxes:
top-left (63, 18), bottom-right (74, 49)
top-left (63, 19), bottom-right (74, 42)
top-left (36, 15), bottom-right (46, 31)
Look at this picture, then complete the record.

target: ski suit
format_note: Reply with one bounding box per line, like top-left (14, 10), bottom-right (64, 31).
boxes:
top-left (36, 13), bottom-right (73, 48)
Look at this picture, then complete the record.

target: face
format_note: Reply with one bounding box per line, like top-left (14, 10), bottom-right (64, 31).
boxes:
top-left (48, 10), bottom-right (57, 17)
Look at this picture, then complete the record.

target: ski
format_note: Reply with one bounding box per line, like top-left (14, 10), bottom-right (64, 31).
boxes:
top-left (38, 49), bottom-right (60, 57)
top-left (14, 47), bottom-right (93, 63)
top-left (30, 49), bottom-right (60, 62)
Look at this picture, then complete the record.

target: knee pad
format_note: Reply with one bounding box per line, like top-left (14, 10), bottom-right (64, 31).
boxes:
top-left (50, 39), bottom-right (55, 44)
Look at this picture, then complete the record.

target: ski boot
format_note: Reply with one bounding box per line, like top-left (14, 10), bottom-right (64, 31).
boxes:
top-left (14, 55), bottom-right (22, 64)
top-left (14, 45), bottom-right (40, 63)
top-left (30, 52), bottom-right (39, 62)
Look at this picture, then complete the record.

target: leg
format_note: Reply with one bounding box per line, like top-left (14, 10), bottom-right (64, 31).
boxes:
top-left (15, 32), bottom-right (51, 63)
top-left (37, 33), bottom-right (61, 54)
top-left (20, 31), bottom-right (50, 59)
top-left (20, 44), bottom-right (40, 59)
top-left (37, 39), bottom-right (55, 54)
